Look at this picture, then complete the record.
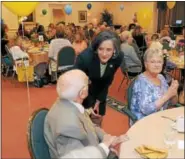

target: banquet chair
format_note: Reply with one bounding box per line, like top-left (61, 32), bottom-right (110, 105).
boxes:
top-left (120, 77), bottom-right (138, 126)
top-left (49, 46), bottom-right (76, 81)
top-left (118, 64), bottom-right (141, 92)
top-left (27, 108), bottom-right (50, 159)
top-left (3, 45), bottom-right (16, 77)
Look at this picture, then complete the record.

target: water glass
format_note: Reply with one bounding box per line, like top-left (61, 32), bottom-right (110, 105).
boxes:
top-left (164, 129), bottom-right (176, 149)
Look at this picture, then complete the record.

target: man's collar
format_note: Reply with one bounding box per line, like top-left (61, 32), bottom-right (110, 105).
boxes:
top-left (70, 101), bottom-right (85, 114)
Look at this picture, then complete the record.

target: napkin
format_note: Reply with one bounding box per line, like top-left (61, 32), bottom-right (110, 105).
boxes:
top-left (135, 145), bottom-right (168, 159)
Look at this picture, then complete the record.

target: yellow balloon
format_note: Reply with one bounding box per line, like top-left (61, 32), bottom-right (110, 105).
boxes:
top-left (167, 2), bottom-right (176, 9)
top-left (3, 2), bottom-right (39, 16)
top-left (137, 8), bottom-right (153, 28)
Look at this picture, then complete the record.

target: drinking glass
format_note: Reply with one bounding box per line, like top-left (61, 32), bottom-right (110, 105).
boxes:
top-left (164, 128), bottom-right (177, 149)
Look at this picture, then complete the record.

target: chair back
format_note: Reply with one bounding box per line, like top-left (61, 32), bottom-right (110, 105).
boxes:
top-left (5, 45), bottom-right (14, 66)
top-left (57, 46), bottom-right (76, 68)
top-left (27, 108), bottom-right (50, 159)
top-left (127, 77), bottom-right (138, 110)
top-left (162, 39), bottom-right (171, 51)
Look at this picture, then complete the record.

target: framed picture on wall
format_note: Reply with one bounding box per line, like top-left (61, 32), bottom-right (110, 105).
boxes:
top-left (18, 12), bottom-right (36, 24)
top-left (78, 11), bottom-right (87, 23)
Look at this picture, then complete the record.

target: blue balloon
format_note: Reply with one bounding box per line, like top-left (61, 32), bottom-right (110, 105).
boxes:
top-left (87, 3), bottom-right (92, 10)
top-left (64, 4), bottom-right (72, 15)
top-left (120, 4), bottom-right (124, 11)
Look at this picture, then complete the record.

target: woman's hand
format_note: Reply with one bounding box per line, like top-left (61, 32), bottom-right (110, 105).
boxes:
top-left (93, 100), bottom-right (100, 114)
top-left (166, 79), bottom-right (179, 98)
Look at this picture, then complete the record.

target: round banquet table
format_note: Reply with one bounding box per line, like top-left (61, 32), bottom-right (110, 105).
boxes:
top-left (119, 107), bottom-right (184, 158)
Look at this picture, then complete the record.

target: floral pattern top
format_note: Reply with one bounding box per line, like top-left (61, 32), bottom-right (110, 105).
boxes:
top-left (130, 73), bottom-right (169, 121)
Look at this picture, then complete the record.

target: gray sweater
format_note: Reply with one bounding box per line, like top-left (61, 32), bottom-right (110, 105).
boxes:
top-left (121, 42), bottom-right (142, 73)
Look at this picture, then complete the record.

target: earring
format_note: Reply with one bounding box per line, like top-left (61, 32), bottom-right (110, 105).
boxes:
top-left (113, 51), bottom-right (116, 56)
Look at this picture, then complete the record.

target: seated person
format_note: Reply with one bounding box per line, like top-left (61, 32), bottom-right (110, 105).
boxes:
top-left (130, 48), bottom-right (179, 124)
top-left (1, 23), bottom-right (9, 57)
top-left (159, 30), bottom-right (172, 51)
top-left (17, 23), bottom-right (30, 39)
top-left (44, 69), bottom-right (126, 158)
top-left (127, 32), bottom-right (141, 59)
top-left (55, 24), bottom-right (65, 38)
top-left (8, 37), bottom-right (29, 60)
top-left (132, 25), bottom-right (147, 52)
top-left (72, 32), bottom-right (87, 56)
top-left (164, 25), bottom-right (175, 40)
top-left (149, 33), bottom-right (163, 50)
top-left (48, 38), bottom-right (72, 79)
top-left (120, 31), bottom-right (142, 76)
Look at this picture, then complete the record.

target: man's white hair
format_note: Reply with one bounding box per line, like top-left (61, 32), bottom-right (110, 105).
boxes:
top-left (120, 31), bottom-right (132, 42)
top-left (56, 70), bottom-right (88, 101)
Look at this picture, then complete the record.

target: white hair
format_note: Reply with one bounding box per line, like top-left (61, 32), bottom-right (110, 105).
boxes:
top-left (120, 31), bottom-right (132, 42)
top-left (144, 48), bottom-right (163, 62)
top-left (56, 71), bottom-right (87, 100)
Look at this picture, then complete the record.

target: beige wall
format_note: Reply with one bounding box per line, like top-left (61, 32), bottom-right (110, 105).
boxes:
top-left (104, 2), bottom-right (157, 33)
top-left (2, 2), bottom-right (157, 34)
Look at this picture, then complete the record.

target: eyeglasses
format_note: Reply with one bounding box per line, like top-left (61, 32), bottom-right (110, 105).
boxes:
top-left (147, 60), bottom-right (163, 65)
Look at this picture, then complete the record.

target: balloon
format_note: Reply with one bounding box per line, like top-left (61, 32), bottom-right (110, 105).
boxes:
top-left (3, 2), bottom-right (38, 16)
top-left (137, 8), bottom-right (152, 28)
top-left (87, 3), bottom-right (92, 10)
top-left (120, 4), bottom-right (124, 11)
top-left (42, 9), bottom-right (47, 15)
top-left (167, 2), bottom-right (176, 9)
top-left (64, 4), bottom-right (72, 15)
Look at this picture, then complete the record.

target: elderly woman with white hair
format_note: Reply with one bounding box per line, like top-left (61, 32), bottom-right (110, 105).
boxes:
top-left (130, 48), bottom-right (179, 123)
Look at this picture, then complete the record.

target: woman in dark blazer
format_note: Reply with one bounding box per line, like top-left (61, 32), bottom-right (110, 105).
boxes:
top-left (74, 30), bottom-right (122, 126)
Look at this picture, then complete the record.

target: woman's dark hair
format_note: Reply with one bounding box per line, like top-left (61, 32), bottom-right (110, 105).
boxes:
top-left (151, 33), bottom-right (159, 41)
top-left (128, 23), bottom-right (136, 31)
top-left (91, 30), bottom-right (121, 59)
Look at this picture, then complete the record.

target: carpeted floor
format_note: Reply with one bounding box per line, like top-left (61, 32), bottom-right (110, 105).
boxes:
top-left (2, 68), bottom-right (130, 158)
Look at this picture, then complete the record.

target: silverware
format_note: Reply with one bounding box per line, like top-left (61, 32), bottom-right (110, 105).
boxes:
top-left (161, 116), bottom-right (176, 122)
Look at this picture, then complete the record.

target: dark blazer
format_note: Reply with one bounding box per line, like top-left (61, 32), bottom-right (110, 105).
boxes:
top-left (74, 47), bottom-right (122, 115)
top-left (85, 29), bottom-right (94, 40)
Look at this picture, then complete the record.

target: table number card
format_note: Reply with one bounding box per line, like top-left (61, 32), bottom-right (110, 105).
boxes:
top-left (169, 40), bottom-right (176, 48)
top-left (38, 35), bottom-right (44, 42)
